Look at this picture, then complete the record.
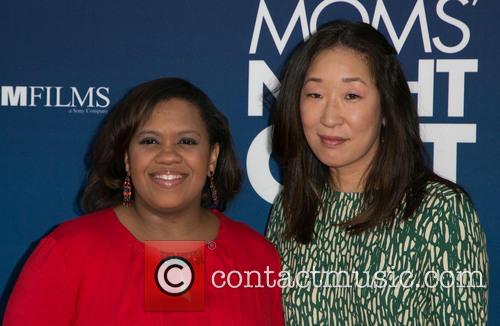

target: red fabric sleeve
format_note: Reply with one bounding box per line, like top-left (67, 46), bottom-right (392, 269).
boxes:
top-left (3, 237), bottom-right (78, 326)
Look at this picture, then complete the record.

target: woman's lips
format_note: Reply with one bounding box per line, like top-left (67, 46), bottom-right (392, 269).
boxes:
top-left (150, 172), bottom-right (187, 188)
top-left (319, 135), bottom-right (347, 147)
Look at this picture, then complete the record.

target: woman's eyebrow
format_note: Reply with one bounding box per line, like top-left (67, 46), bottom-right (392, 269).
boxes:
top-left (341, 76), bottom-right (367, 85)
top-left (177, 130), bottom-right (202, 137)
top-left (303, 76), bottom-right (368, 85)
top-left (135, 130), bottom-right (160, 137)
top-left (135, 129), bottom-right (201, 137)
top-left (303, 77), bottom-right (322, 84)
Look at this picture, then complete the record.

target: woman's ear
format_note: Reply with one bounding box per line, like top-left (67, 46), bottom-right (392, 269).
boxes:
top-left (124, 152), bottom-right (130, 174)
top-left (208, 143), bottom-right (220, 175)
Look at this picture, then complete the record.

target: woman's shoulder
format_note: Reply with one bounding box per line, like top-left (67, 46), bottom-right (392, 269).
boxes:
top-left (419, 179), bottom-right (473, 213)
top-left (424, 179), bottom-right (468, 199)
top-left (19, 209), bottom-right (121, 279)
top-left (265, 192), bottom-right (287, 242)
top-left (216, 211), bottom-right (272, 246)
top-left (213, 210), bottom-right (280, 261)
top-left (48, 208), bottom-right (118, 243)
top-left (407, 179), bottom-right (484, 243)
top-left (40, 209), bottom-right (126, 261)
top-left (268, 192), bottom-right (285, 223)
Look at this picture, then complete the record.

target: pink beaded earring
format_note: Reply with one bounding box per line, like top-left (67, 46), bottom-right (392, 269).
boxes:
top-left (209, 171), bottom-right (218, 205)
top-left (122, 174), bottom-right (132, 206)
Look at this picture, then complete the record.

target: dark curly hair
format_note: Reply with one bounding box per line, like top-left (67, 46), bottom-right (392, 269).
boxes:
top-left (80, 77), bottom-right (242, 212)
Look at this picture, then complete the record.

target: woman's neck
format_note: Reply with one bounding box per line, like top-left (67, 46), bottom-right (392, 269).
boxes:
top-left (114, 203), bottom-right (219, 242)
top-left (329, 166), bottom-right (367, 192)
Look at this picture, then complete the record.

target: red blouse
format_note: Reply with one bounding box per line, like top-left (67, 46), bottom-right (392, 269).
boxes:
top-left (3, 208), bottom-right (284, 325)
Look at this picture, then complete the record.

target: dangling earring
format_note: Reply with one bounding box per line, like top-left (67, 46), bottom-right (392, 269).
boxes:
top-left (209, 171), bottom-right (219, 206)
top-left (122, 174), bottom-right (132, 206)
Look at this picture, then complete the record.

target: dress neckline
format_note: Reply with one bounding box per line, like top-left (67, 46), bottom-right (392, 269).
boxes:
top-left (107, 207), bottom-right (226, 251)
top-left (322, 185), bottom-right (364, 201)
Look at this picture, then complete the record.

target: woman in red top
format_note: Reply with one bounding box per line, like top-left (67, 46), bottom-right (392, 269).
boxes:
top-left (3, 78), bottom-right (284, 325)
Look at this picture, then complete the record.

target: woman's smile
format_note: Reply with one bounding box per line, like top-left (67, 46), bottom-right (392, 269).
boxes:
top-left (319, 135), bottom-right (348, 147)
top-left (150, 171), bottom-right (188, 189)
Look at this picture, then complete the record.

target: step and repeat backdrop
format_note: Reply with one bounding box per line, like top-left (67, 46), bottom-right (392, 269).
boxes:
top-left (1, 0), bottom-right (498, 321)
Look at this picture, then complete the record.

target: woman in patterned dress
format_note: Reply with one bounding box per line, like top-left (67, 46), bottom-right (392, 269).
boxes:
top-left (266, 20), bottom-right (488, 325)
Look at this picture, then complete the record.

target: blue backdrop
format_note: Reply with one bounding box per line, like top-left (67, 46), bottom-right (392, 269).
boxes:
top-left (1, 0), bottom-right (498, 322)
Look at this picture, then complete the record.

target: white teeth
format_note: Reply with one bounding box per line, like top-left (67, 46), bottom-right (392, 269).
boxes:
top-left (155, 174), bottom-right (183, 181)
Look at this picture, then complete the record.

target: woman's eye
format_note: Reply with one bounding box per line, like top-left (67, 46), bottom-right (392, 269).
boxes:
top-left (179, 138), bottom-right (198, 145)
top-left (139, 137), bottom-right (159, 145)
top-left (345, 93), bottom-right (360, 100)
top-left (306, 93), bottom-right (322, 99)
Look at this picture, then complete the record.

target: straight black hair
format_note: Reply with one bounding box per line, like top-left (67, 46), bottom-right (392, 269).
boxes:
top-left (272, 20), bottom-right (463, 243)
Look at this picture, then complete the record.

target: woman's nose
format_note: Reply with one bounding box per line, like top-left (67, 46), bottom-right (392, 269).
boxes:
top-left (154, 145), bottom-right (182, 164)
top-left (320, 97), bottom-right (344, 127)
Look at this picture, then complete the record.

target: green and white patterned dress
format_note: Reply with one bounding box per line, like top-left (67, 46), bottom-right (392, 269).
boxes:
top-left (266, 182), bottom-right (488, 325)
